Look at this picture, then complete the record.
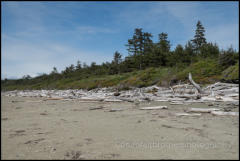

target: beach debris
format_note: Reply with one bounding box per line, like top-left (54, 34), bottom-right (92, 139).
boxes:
top-left (140, 106), bottom-right (168, 110)
top-left (175, 113), bottom-right (202, 116)
top-left (188, 73), bottom-right (203, 94)
top-left (2, 78), bottom-right (238, 105)
top-left (211, 111), bottom-right (239, 116)
top-left (188, 108), bottom-right (220, 113)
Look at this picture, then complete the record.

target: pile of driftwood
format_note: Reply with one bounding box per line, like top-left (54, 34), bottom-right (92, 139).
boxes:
top-left (2, 73), bottom-right (239, 105)
top-left (2, 73), bottom-right (238, 117)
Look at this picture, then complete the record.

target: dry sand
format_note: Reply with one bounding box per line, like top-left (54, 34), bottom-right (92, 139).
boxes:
top-left (1, 95), bottom-right (239, 159)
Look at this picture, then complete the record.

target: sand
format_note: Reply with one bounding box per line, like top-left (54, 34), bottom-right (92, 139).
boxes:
top-left (1, 95), bottom-right (239, 159)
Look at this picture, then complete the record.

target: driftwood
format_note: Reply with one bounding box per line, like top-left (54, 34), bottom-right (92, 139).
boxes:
top-left (211, 111), bottom-right (239, 116)
top-left (140, 106), bottom-right (167, 110)
top-left (188, 108), bottom-right (220, 113)
top-left (175, 113), bottom-right (202, 116)
top-left (188, 73), bottom-right (203, 94)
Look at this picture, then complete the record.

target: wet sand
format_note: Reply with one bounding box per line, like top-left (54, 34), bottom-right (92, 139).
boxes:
top-left (1, 95), bottom-right (239, 159)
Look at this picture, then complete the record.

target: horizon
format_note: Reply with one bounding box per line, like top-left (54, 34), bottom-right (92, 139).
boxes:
top-left (1, 1), bottom-right (239, 79)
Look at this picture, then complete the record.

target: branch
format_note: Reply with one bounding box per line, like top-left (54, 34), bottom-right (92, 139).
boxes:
top-left (188, 73), bottom-right (203, 94)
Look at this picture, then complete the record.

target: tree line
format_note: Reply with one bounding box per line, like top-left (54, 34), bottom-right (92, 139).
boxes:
top-left (2, 20), bottom-right (239, 84)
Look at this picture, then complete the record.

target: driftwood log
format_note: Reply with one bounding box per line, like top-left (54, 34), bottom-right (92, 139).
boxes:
top-left (188, 73), bottom-right (203, 94)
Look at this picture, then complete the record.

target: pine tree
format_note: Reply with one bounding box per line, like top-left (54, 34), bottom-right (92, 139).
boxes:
top-left (143, 32), bottom-right (153, 54)
top-left (113, 51), bottom-right (122, 65)
top-left (51, 67), bottom-right (58, 74)
top-left (76, 60), bottom-right (82, 70)
top-left (126, 28), bottom-right (146, 70)
top-left (158, 32), bottom-right (170, 53)
top-left (191, 20), bottom-right (207, 53)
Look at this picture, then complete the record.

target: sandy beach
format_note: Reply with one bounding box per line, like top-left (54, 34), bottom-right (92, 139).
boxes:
top-left (1, 95), bottom-right (239, 159)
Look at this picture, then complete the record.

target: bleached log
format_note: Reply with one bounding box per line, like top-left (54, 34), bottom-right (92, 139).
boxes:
top-left (175, 113), bottom-right (202, 116)
top-left (188, 73), bottom-right (203, 94)
top-left (200, 96), bottom-right (216, 102)
top-left (215, 96), bottom-right (238, 102)
top-left (103, 99), bottom-right (123, 102)
top-left (140, 106), bottom-right (168, 110)
top-left (211, 111), bottom-right (239, 116)
top-left (188, 108), bottom-right (220, 113)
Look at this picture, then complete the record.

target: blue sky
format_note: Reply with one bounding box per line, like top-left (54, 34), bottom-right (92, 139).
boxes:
top-left (1, 1), bottom-right (239, 79)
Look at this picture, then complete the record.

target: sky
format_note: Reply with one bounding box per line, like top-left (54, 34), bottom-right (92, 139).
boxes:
top-left (1, 1), bottom-right (239, 79)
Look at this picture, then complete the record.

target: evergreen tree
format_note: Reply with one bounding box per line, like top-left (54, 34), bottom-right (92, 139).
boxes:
top-left (184, 41), bottom-right (195, 64)
top-left (126, 28), bottom-right (144, 57)
top-left (69, 64), bottom-right (75, 72)
top-left (158, 32), bottom-right (171, 53)
top-left (76, 60), bottom-right (82, 70)
top-left (113, 51), bottom-right (122, 65)
top-left (51, 67), bottom-right (58, 74)
top-left (200, 42), bottom-right (219, 58)
top-left (83, 62), bottom-right (88, 69)
top-left (191, 20), bottom-right (207, 53)
top-left (143, 32), bottom-right (153, 54)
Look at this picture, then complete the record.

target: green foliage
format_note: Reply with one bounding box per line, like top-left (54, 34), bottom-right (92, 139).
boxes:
top-left (176, 58), bottom-right (223, 84)
top-left (218, 47), bottom-right (239, 69)
top-left (221, 62), bottom-right (239, 80)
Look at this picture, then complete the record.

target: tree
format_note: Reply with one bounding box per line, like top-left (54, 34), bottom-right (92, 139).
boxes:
top-left (143, 32), bottom-right (153, 55)
top-left (76, 60), bottom-right (82, 70)
top-left (218, 46), bottom-right (238, 69)
top-left (69, 64), bottom-right (75, 72)
top-left (126, 28), bottom-right (151, 70)
top-left (191, 20), bottom-right (207, 53)
top-left (199, 42), bottom-right (219, 58)
top-left (184, 41), bottom-right (195, 64)
top-left (158, 32), bottom-right (171, 53)
top-left (113, 51), bottom-right (122, 65)
top-left (22, 75), bottom-right (31, 80)
top-left (83, 62), bottom-right (88, 69)
top-left (51, 67), bottom-right (58, 74)
top-left (111, 51), bottom-right (123, 74)
top-left (152, 32), bottom-right (171, 66)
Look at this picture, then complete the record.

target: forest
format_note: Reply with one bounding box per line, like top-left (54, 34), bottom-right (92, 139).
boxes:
top-left (1, 21), bottom-right (239, 91)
